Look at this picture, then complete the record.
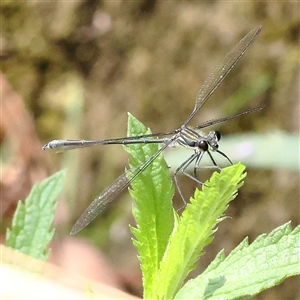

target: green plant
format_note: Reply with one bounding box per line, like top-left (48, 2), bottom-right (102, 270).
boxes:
top-left (125, 113), bottom-right (300, 300)
top-left (5, 114), bottom-right (299, 299)
top-left (5, 170), bottom-right (65, 261)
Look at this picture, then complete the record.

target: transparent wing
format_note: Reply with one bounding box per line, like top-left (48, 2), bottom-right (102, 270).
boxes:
top-left (194, 105), bottom-right (265, 130)
top-left (70, 141), bottom-right (171, 235)
top-left (184, 25), bottom-right (262, 125)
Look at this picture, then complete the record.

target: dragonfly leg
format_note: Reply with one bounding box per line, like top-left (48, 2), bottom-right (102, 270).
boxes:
top-left (174, 151), bottom-right (204, 211)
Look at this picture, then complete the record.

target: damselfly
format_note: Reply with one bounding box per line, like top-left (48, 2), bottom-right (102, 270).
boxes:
top-left (43, 25), bottom-right (263, 234)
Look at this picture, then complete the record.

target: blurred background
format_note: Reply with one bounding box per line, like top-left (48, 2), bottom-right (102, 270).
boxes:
top-left (1, 1), bottom-right (299, 299)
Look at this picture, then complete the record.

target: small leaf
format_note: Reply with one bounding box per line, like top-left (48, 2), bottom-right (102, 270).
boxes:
top-left (6, 170), bottom-right (66, 261)
top-left (175, 222), bottom-right (300, 299)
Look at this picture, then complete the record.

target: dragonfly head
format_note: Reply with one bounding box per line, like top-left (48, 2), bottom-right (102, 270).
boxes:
top-left (206, 131), bottom-right (221, 151)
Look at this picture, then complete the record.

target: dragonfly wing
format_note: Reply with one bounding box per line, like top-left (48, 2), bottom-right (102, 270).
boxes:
top-left (184, 25), bottom-right (262, 125)
top-left (70, 172), bottom-right (129, 235)
top-left (70, 141), bottom-right (171, 235)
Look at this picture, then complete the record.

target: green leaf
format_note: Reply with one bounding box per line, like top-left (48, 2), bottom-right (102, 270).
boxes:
top-left (124, 113), bottom-right (175, 298)
top-left (154, 163), bottom-right (246, 299)
top-left (175, 222), bottom-right (300, 300)
top-left (5, 170), bottom-right (66, 261)
top-left (124, 114), bottom-right (249, 299)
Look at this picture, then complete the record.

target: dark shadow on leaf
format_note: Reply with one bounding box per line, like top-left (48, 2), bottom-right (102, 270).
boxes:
top-left (203, 276), bottom-right (226, 299)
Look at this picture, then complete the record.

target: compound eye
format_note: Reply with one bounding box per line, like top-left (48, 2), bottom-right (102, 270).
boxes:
top-left (215, 131), bottom-right (221, 141)
top-left (199, 140), bottom-right (208, 151)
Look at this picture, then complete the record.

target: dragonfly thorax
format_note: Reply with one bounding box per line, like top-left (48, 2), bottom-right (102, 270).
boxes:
top-left (177, 126), bottom-right (221, 152)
